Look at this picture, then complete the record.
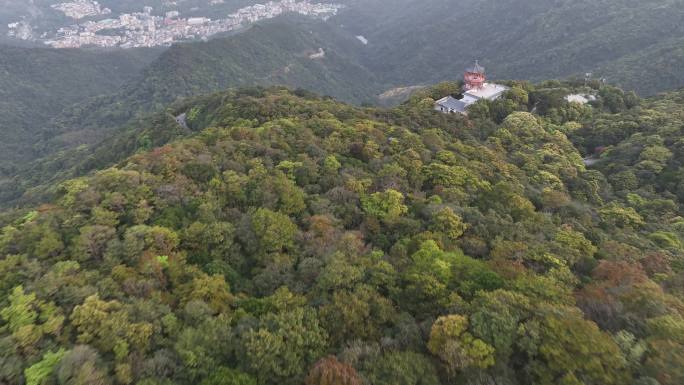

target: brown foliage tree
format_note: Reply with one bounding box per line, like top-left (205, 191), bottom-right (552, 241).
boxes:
top-left (304, 356), bottom-right (362, 385)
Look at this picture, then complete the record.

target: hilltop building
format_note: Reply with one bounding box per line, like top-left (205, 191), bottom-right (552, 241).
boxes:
top-left (435, 61), bottom-right (509, 114)
top-left (464, 60), bottom-right (486, 90)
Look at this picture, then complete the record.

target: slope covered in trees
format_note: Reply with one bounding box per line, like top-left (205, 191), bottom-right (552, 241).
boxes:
top-left (0, 17), bottom-right (380, 199)
top-left (1, 82), bottom-right (683, 385)
top-left (569, 85), bottom-right (684, 212)
top-left (334, 0), bottom-right (684, 95)
top-left (0, 17), bottom-right (381, 206)
top-left (4, 0), bottom-right (684, 205)
top-left (45, 17), bottom-right (380, 149)
top-left (0, 45), bottom-right (162, 173)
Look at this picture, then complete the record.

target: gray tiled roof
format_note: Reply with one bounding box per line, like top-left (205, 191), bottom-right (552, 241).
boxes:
top-left (435, 96), bottom-right (468, 113)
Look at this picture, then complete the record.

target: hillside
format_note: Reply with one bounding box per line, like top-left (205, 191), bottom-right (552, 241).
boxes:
top-left (0, 17), bottom-right (385, 205)
top-left (569, 87), bottom-right (684, 206)
top-left (4, 0), bottom-right (684, 102)
top-left (115, 17), bottom-right (379, 110)
top-left (594, 36), bottom-right (684, 96)
top-left (0, 45), bottom-right (162, 174)
top-left (5, 0), bottom-right (684, 197)
top-left (333, 0), bottom-right (684, 95)
top-left (0, 84), bottom-right (683, 385)
top-left (42, 17), bottom-right (381, 151)
top-left (0, 17), bottom-right (384, 205)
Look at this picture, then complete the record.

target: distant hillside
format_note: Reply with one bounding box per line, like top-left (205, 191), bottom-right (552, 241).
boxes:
top-left (4, 2), bottom-right (684, 206)
top-left (334, 0), bottom-right (684, 95)
top-left (0, 45), bottom-right (162, 173)
top-left (0, 17), bottom-right (383, 206)
top-left (594, 36), bottom-right (684, 96)
top-left (126, 17), bottom-right (379, 107)
top-left (44, 17), bottom-right (382, 151)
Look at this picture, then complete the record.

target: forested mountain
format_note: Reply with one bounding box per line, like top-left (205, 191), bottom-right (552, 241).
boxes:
top-left (0, 18), bottom-right (383, 206)
top-left (0, 45), bottom-right (162, 173)
top-left (46, 16), bottom-right (380, 146)
top-left (333, 0), bottom-right (684, 95)
top-left (1, 2), bottom-right (684, 384)
top-left (4, 0), bottom-right (684, 203)
top-left (1, 79), bottom-right (683, 385)
top-left (570, 85), bottom-right (684, 205)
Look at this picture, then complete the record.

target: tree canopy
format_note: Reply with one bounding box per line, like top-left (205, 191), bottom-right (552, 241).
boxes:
top-left (0, 83), bottom-right (683, 385)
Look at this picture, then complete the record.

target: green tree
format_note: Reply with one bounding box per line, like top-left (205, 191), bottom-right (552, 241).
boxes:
top-left (641, 315), bottom-right (684, 385)
top-left (400, 241), bottom-right (456, 315)
top-left (552, 226), bottom-right (597, 266)
top-left (70, 295), bottom-right (153, 357)
top-left (638, 145), bottom-right (672, 174)
top-left (1, 286), bottom-right (38, 333)
top-left (323, 155), bottom-right (341, 174)
top-left (362, 189), bottom-right (408, 223)
top-left (25, 349), bottom-right (68, 385)
top-left (175, 317), bottom-right (233, 380)
top-left (201, 367), bottom-right (257, 385)
top-left (0, 286), bottom-right (64, 352)
top-left (247, 208), bottom-right (298, 257)
top-left (73, 225), bottom-right (117, 262)
top-left (600, 204), bottom-right (645, 228)
top-left (34, 227), bottom-right (65, 260)
top-left (427, 315), bottom-right (495, 377)
top-left (430, 207), bottom-right (467, 242)
top-left (178, 274), bottom-right (234, 315)
top-left (241, 308), bottom-right (328, 385)
top-left (319, 285), bottom-right (395, 346)
top-left (469, 290), bottom-right (531, 360)
top-left (364, 351), bottom-right (440, 385)
top-left (517, 307), bottom-right (629, 385)
top-left (183, 221), bottom-right (235, 266)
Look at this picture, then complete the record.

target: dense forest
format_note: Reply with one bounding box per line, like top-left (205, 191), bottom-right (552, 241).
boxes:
top-left (0, 18), bottom-right (381, 203)
top-left (0, 45), bottom-right (161, 170)
top-left (0, 79), bottom-right (683, 385)
top-left (4, 0), bottom-right (684, 203)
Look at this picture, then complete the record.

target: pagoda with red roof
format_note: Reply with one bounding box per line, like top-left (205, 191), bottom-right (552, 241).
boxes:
top-left (464, 60), bottom-right (486, 91)
top-left (434, 60), bottom-right (509, 114)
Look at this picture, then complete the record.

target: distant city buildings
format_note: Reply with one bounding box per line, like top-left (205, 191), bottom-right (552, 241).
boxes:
top-left (7, 0), bottom-right (344, 49)
top-left (51, 1), bottom-right (111, 20)
top-left (6, 21), bottom-right (34, 41)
